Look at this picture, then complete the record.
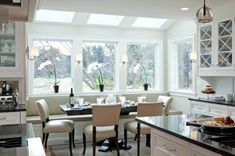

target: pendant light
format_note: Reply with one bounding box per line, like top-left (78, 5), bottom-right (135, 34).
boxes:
top-left (196, 0), bottom-right (213, 23)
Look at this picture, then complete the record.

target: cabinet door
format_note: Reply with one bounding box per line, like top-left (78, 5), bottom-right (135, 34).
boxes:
top-left (190, 144), bottom-right (221, 156)
top-left (0, 22), bottom-right (25, 77)
top-left (216, 19), bottom-right (234, 69)
top-left (199, 24), bottom-right (213, 69)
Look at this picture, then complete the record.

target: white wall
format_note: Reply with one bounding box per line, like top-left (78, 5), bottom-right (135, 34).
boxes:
top-left (166, 20), bottom-right (197, 114)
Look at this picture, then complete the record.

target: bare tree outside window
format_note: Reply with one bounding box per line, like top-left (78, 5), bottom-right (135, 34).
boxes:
top-left (175, 38), bottom-right (192, 90)
top-left (33, 40), bottom-right (72, 94)
top-left (82, 41), bottom-right (116, 92)
top-left (127, 43), bottom-right (156, 90)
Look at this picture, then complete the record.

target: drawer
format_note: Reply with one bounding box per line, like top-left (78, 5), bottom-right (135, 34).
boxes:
top-left (191, 102), bottom-right (208, 114)
top-left (152, 134), bottom-right (187, 156)
top-left (208, 105), bottom-right (227, 116)
top-left (0, 112), bottom-right (21, 125)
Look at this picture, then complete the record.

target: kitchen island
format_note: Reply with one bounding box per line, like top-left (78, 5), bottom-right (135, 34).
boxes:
top-left (0, 124), bottom-right (46, 156)
top-left (136, 114), bottom-right (235, 156)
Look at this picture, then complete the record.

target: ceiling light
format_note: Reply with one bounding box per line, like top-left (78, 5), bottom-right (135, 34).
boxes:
top-left (87, 13), bottom-right (124, 26)
top-left (132, 17), bottom-right (167, 28)
top-left (35, 9), bottom-right (75, 23)
top-left (180, 8), bottom-right (189, 11)
top-left (196, 0), bottom-right (213, 23)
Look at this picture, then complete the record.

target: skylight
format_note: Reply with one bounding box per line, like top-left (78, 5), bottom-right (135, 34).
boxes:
top-left (35, 9), bottom-right (75, 23)
top-left (87, 13), bottom-right (124, 26)
top-left (132, 17), bottom-right (167, 28)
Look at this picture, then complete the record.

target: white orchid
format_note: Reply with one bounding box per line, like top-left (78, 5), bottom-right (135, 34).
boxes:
top-left (37, 60), bottom-right (52, 70)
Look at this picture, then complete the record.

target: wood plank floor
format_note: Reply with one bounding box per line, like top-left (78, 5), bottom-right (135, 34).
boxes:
top-left (45, 139), bottom-right (150, 156)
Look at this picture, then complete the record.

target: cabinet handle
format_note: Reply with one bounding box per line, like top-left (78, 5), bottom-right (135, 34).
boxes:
top-left (162, 144), bottom-right (176, 152)
top-left (0, 117), bottom-right (6, 120)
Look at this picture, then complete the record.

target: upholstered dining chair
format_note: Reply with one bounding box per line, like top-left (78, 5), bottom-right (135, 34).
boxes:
top-left (36, 99), bottom-right (75, 156)
top-left (124, 102), bottom-right (163, 156)
top-left (82, 104), bottom-right (121, 156)
top-left (157, 96), bottom-right (182, 115)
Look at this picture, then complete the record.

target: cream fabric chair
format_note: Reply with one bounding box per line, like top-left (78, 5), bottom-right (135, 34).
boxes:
top-left (82, 104), bottom-right (121, 156)
top-left (36, 99), bottom-right (75, 156)
top-left (157, 96), bottom-right (182, 115)
top-left (124, 102), bottom-right (163, 156)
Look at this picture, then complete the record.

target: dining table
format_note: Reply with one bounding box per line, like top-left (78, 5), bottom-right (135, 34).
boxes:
top-left (59, 102), bottom-right (137, 152)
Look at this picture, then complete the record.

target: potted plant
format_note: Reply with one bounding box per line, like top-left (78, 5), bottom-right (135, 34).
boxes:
top-left (96, 66), bottom-right (104, 92)
top-left (53, 65), bottom-right (60, 93)
top-left (142, 66), bottom-right (151, 91)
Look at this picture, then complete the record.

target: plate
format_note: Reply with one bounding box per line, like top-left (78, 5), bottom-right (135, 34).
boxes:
top-left (187, 118), bottom-right (235, 134)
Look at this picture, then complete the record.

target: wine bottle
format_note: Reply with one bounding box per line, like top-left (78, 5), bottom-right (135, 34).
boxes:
top-left (69, 88), bottom-right (74, 106)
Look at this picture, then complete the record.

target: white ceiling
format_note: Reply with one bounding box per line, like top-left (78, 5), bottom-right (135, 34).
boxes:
top-left (30, 0), bottom-right (235, 30)
top-left (37, 0), bottom-right (235, 20)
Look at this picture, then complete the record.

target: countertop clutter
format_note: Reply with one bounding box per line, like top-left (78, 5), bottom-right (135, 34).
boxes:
top-left (136, 114), bottom-right (235, 156)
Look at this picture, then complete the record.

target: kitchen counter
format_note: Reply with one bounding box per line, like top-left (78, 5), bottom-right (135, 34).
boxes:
top-left (0, 104), bottom-right (26, 112)
top-left (0, 124), bottom-right (46, 156)
top-left (136, 114), bottom-right (235, 156)
top-left (189, 98), bottom-right (235, 107)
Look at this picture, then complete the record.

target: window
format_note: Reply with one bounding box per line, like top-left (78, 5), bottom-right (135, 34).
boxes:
top-left (32, 40), bottom-right (72, 94)
top-left (127, 43), bottom-right (156, 90)
top-left (170, 37), bottom-right (193, 91)
top-left (82, 41), bottom-right (116, 92)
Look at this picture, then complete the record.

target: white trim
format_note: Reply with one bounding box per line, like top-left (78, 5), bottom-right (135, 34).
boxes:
top-left (27, 34), bottom-right (164, 95)
top-left (169, 90), bottom-right (195, 98)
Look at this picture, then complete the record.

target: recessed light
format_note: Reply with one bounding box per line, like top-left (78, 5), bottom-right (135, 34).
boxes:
top-left (180, 7), bottom-right (189, 11)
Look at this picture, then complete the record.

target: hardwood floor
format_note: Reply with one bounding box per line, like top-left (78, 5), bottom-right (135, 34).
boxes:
top-left (45, 139), bottom-right (150, 156)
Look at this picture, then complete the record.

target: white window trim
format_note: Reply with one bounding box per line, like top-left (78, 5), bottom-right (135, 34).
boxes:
top-left (168, 34), bottom-right (196, 95)
top-left (27, 34), bottom-right (164, 96)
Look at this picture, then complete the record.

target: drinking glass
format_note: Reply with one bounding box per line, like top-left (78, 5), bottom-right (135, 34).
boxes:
top-left (97, 97), bottom-right (103, 105)
top-left (78, 98), bottom-right (84, 106)
top-left (137, 97), bottom-right (143, 103)
top-left (119, 96), bottom-right (126, 104)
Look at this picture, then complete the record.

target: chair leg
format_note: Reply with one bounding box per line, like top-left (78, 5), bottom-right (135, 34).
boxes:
top-left (45, 133), bottom-right (49, 149)
top-left (137, 123), bottom-right (140, 156)
top-left (124, 128), bottom-right (127, 148)
top-left (42, 133), bottom-right (45, 144)
top-left (82, 133), bottom-right (86, 155)
top-left (93, 127), bottom-right (96, 156)
top-left (69, 132), bottom-right (73, 156)
top-left (146, 134), bottom-right (150, 147)
top-left (115, 125), bottom-right (120, 156)
top-left (72, 129), bottom-right (75, 147)
top-left (134, 134), bottom-right (137, 141)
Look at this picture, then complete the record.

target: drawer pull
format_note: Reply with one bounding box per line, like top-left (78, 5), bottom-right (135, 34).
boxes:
top-left (162, 144), bottom-right (176, 152)
top-left (0, 117), bottom-right (6, 120)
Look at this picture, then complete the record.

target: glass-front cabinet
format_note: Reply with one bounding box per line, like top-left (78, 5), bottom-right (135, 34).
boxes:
top-left (217, 19), bottom-right (233, 68)
top-left (0, 22), bottom-right (25, 77)
top-left (198, 18), bottom-right (235, 76)
top-left (199, 24), bottom-right (213, 69)
top-left (0, 23), bottom-right (16, 67)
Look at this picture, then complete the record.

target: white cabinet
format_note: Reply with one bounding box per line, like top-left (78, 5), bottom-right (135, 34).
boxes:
top-left (198, 18), bottom-right (235, 76)
top-left (151, 129), bottom-right (188, 156)
top-left (190, 100), bottom-right (230, 117)
top-left (0, 111), bottom-right (26, 125)
top-left (151, 128), bottom-right (222, 156)
top-left (190, 144), bottom-right (221, 156)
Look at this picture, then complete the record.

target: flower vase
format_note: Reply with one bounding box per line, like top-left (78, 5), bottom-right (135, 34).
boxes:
top-left (54, 85), bottom-right (59, 93)
top-left (143, 84), bottom-right (149, 91)
top-left (99, 84), bottom-right (104, 92)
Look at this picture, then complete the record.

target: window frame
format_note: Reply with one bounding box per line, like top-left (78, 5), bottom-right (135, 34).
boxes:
top-left (27, 35), bottom-right (164, 96)
top-left (168, 34), bottom-right (196, 95)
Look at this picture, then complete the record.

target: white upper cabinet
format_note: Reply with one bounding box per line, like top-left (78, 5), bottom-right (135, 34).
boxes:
top-left (198, 18), bottom-right (235, 76)
top-left (0, 22), bottom-right (25, 78)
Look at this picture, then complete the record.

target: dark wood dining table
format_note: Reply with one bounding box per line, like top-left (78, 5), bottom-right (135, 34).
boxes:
top-left (59, 103), bottom-right (137, 152)
top-left (59, 103), bottom-right (137, 116)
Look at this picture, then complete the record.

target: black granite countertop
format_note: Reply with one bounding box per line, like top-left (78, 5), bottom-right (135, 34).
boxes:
top-left (136, 115), bottom-right (235, 156)
top-left (189, 98), bottom-right (235, 107)
top-left (0, 104), bottom-right (26, 112)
